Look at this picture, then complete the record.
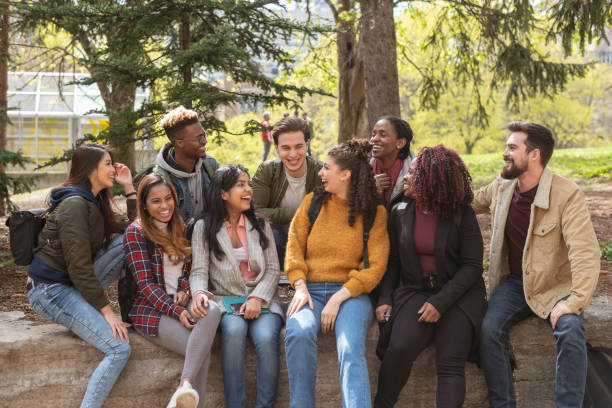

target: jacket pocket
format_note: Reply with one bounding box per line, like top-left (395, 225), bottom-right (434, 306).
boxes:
top-left (533, 223), bottom-right (557, 237)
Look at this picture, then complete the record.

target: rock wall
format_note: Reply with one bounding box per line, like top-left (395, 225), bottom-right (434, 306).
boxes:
top-left (1, 297), bottom-right (609, 407)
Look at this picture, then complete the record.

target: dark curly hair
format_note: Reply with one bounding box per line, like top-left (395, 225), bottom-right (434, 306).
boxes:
top-left (202, 165), bottom-right (269, 261)
top-left (411, 145), bottom-right (473, 219)
top-left (314, 138), bottom-right (379, 226)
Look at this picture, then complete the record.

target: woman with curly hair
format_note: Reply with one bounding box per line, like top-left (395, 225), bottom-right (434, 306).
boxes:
top-left (374, 145), bottom-right (486, 408)
top-left (284, 139), bottom-right (390, 408)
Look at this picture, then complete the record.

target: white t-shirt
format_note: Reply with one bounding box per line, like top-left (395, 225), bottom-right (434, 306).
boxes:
top-left (279, 169), bottom-right (308, 214)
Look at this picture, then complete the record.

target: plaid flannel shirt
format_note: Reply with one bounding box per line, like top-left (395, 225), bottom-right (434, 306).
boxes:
top-left (123, 223), bottom-right (190, 336)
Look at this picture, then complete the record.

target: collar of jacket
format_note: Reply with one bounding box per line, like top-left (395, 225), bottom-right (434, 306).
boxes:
top-left (270, 156), bottom-right (322, 208)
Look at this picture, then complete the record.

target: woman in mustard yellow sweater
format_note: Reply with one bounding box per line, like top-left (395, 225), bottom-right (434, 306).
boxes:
top-left (284, 139), bottom-right (390, 408)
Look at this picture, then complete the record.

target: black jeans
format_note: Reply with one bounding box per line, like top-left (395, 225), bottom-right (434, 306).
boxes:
top-left (375, 293), bottom-right (473, 408)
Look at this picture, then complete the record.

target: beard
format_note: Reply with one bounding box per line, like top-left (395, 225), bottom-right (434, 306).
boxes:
top-left (501, 159), bottom-right (527, 179)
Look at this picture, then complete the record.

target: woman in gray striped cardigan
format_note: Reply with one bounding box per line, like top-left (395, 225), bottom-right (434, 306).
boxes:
top-left (190, 165), bottom-right (283, 408)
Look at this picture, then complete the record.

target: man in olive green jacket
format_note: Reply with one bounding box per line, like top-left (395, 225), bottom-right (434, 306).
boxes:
top-left (252, 117), bottom-right (322, 267)
top-left (473, 121), bottom-right (600, 408)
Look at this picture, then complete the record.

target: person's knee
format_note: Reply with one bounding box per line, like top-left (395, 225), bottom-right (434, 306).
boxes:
top-left (206, 302), bottom-right (222, 323)
top-left (480, 312), bottom-right (504, 342)
top-left (285, 316), bottom-right (317, 346)
top-left (554, 314), bottom-right (585, 343)
top-left (112, 340), bottom-right (132, 362)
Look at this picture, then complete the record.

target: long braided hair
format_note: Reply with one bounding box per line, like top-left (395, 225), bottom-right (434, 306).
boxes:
top-left (313, 138), bottom-right (379, 226)
top-left (411, 144), bottom-right (473, 219)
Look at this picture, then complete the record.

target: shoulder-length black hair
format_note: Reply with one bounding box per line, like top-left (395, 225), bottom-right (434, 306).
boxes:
top-left (203, 164), bottom-right (269, 260)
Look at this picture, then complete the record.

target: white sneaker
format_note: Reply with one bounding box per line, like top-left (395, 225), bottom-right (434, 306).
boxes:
top-left (167, 381), bottom-right (199, 408)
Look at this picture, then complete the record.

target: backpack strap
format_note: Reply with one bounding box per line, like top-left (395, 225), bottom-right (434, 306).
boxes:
top-left (307, 194), bottom-right (325, 234)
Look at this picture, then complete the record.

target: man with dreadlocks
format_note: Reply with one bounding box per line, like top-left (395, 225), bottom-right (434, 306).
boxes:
top-left (283, 139), bottom-right (389, 408)
top-left (374, 145), bottom-right (486, 408)
top-left (474, 122), bottom-right (600, 408)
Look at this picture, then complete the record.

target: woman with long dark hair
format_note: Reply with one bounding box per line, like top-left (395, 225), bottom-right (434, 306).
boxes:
top-left (26, 143), bottom-right (135, 408)
top-left (190, 165), bottom-right (282, 408)
top-left (284, 139), bottom-right (390, 408)
top-left (370, 116), bottom-right (414, 208)
top-left (374, 145), bottom-right (486, 408)
top-left (123, 173), bottom-right (221, 408)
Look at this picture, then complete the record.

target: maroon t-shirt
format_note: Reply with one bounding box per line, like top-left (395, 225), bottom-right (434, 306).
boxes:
top-left (414, 208), bottom-right (438, 276)
top-left (505, 183), bottom-right (538, 277)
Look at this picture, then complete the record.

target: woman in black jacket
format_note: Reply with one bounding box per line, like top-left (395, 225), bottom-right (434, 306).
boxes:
top-left (374, 145), bottom-right (486, 408)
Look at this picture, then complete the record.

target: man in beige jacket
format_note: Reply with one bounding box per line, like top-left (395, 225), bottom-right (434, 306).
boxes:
top-left (473, 121), bottom-right (600, 408)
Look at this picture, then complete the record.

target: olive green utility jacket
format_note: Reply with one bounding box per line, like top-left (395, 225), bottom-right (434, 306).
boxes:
top-left (472, 167), bottom-right (600, 318)
top-left (37, 196), bottom-right (136, 310)
top-left (252, 156), bottom-right (322, 226)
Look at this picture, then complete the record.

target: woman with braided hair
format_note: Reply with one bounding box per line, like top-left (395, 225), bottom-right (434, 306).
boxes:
top-left (374, 145), bottom-right (486, 408)
top-left (283, 138), bottom-right (389, 408)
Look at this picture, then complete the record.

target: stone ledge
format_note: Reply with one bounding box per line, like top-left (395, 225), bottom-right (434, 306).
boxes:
top-left (1, 297), bottom-right (609, 407)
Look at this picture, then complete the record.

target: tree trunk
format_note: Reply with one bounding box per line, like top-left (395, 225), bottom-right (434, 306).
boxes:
top-left (180, 15), bottom-right (192, 109)
top-left (0, 0), bottom-right (9, 215)
top-left (360, 0), bottom-right (400, 133)
top-left (336, 0), bottom-right (367, 143)
top-left (105, 84), bottom-right (137, 171)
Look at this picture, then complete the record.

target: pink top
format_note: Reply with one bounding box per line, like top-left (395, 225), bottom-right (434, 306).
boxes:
top-left (224, 214), bottom-right (257, 282)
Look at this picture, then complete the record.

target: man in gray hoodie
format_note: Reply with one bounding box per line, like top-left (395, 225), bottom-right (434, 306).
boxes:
top-left (154, 106), bottom-right (219, 222)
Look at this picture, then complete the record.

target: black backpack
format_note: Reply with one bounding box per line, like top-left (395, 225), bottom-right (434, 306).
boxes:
top-left (307, 193), bottom-right (376, 268)
top-left (118, 238), bottom-right (155, 324)
top-left (583, 343), bottom-right (612, 408)
top-left (5, 205), bottom-right (58, 266)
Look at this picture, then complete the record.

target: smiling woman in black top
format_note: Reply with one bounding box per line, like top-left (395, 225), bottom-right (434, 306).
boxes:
top-left (374, 145), bottom-right (486, 408)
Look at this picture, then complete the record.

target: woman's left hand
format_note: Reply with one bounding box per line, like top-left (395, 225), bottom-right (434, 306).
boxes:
top-left (321, 287), bottom-right (351, 334)
top-left (173, 291), bottom-right (189, 307)
top-left (114, 163), bottom-right (134, 194)
top-left (241, 297), bottom-right (262, 319)
top-left (417, 301), bottom-right (440, 323)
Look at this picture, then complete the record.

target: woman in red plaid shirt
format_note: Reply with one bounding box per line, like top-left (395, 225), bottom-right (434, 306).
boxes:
top-left (123, 173), bottom-right (221, 408)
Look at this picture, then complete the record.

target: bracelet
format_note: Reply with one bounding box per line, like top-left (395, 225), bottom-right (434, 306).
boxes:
top-left (126, 191), bottom-right (137, 198)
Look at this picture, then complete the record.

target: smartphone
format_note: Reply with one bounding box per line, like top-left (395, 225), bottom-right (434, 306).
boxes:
top-left (230, 303), bottom-right (245, 315)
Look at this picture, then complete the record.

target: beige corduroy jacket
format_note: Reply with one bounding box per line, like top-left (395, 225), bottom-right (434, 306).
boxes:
top-left (472, 167), bottom-right (600, 318)
top-left (189, 217), bottom-right (283, 318)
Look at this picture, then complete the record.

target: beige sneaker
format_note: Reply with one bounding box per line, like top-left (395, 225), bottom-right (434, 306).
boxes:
top-left (167, 381), bottom-right (199, 408)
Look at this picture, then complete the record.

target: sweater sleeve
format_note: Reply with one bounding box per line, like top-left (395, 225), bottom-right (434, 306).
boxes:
top-left (57, 198), bottom-right (108, 310)
top-left (285, 193), bottom-right (314, 286)
top-left (343, 205), bottom-right (390, 297)
top-left (189, 220), bottom-right (215, 299)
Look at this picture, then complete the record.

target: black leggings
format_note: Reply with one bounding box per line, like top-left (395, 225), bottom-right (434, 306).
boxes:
top-left (375, 293), bottom-right (473, 408)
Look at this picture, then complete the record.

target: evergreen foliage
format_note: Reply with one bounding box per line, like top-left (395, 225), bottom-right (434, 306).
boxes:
top-left (14, 0), bottom-right (328, 169)
top-left (0, 148), bottom-right (44, 212)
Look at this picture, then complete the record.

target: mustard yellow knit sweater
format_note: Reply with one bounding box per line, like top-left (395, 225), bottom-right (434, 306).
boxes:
top-left (285, 192), bottom-right (389, 297)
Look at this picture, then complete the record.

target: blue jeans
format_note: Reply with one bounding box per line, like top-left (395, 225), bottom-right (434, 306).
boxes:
top-left (285, 282), bottom-right (374, 408)
top-left (220, 312), bottom-right (282, 408)
top-left (271, 225), bottom-right (288, 271)
top-left (27, 282), bottom-right (131, 408)
top-left (480, 276), bottom-right (587, 408)
top-left (94, 233), bottom-right (126, 289)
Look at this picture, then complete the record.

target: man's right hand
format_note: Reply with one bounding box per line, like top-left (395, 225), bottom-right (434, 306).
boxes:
top-left (190, 291), bottom-right (209, 318)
